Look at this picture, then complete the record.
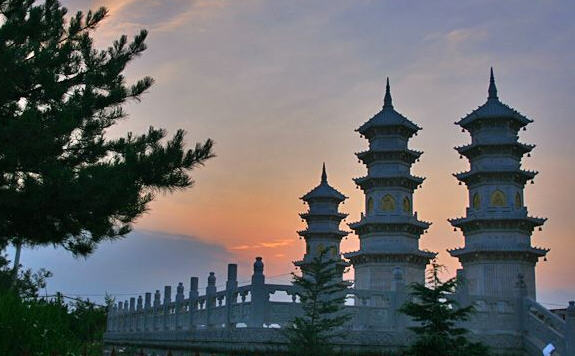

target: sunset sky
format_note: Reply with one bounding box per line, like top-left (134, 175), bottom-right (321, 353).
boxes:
top-left (16, 0), bottom-right (575, 307)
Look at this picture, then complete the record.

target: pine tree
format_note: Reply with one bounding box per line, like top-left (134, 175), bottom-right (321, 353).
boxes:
top-left (0, 0), bottom-right (214, 255)
top-left (399, 261), bottom-right (490, 356)
top-left (284, 249), bottom-right (350, 356)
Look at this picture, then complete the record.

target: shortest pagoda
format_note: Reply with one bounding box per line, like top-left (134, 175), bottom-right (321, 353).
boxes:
top-left (295, 164), bottom-right (349, 279)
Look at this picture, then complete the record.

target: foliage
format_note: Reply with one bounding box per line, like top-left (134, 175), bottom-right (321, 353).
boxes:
top-left (0, 291), bottom-right (108, 355)
top-left (284, 249), bottom-right (350, 356)
top-left (0, 253), bottom-right (51, 298)
top-left (399, 261), bottom-right (490, 356)
top-left (0, 0), bottom-right (214, 255)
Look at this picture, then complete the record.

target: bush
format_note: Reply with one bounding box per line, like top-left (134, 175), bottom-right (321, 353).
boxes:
top-left (0, 291), bottom-right (108, 355)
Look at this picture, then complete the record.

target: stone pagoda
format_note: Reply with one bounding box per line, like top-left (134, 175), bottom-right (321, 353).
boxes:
top-left (449, 68), bottom-right (548, 299)
top-left (295, 164), bottom-right (349, 278)
top-left (344, 79), bottom-right (435, 291)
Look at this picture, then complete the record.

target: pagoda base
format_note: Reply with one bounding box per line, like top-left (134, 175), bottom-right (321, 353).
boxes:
top-left (346, 252), bottom-right (434, 291)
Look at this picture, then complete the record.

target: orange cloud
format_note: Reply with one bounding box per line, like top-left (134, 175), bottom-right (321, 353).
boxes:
top-left (229, 239), bottom-right (294, 251)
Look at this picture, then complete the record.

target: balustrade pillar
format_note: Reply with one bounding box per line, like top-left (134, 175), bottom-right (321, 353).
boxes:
top-left (153, 289), bottom-right (161, 330)
top-left (226, 264), bottom-right (238, 328)
top-left (175, 282), bottom-right (185, 329)
top-left (136, 296), bottom-right (143, 331)
top-left (117, 301), bottom-right (123, 331)
top-left (129, 298), bottom-right (136, 332)
top-left (189, 277), bottom-right (199, 329)
top-left (116, 302), bottom-right (123, 332)
top-left (206, 272), bottom-right (217, 328)
top-left (163, 286), bottom-right (172, 330)
top-left (249, 257), bottom-right (268, 327)
top-left (144, 292), bottom-right (151, 331)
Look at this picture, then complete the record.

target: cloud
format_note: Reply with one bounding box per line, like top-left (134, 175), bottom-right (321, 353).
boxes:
top-left (15, 230), bottom-right (233, 303)
top-left (229, 239), bottom-right (294, 251)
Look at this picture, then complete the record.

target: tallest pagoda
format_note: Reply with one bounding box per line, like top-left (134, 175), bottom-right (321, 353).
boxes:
top-left (449, 69), bottom-right (548, 299)
top-left (344, 79), bottom-right (435, 291)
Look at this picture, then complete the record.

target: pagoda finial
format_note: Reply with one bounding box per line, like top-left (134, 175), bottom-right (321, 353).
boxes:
top-left (488, 67), bottom-right (498, 100)
top-left (321, 162), bottom-right (327, 183)
top-left (384, 77), bottom-right (393, 108)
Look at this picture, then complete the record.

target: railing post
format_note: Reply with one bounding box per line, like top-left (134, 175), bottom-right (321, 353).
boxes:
top-left (117, 301), bottom-right (123, 332)
top-left (226, 264), bottom-right (238, 328)
top-left (136, 295), bottom-right (143, 331)
top-left (153, 289), bottom-right (161, 330)
top-left (249, 257), bottom-right (268, 327)
top-left (123, 299), bottom-right (129, 332)
top-left (144, 292), bottom-right (151, 331)
top-left (189, 277), bottom-right (199, 329)
top-left (106, 302), bottom-right (114, 332)
top-left (129, 298), bottom-right (135, 332)
top-left (206, 272), bottom-right (217, 328)
top-left (163, 286), bottom-right (172, 330)
top-left (566, 301), bottom-right (575, 355)
top-left (175, 282), bottom-right (185, 329)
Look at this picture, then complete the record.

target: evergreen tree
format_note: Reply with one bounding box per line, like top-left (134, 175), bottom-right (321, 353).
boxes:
top-left (284, 249), bottom-right (350, 356)
top-left (399, 261), bottom-right (490, 356)
top-left (0, 0), bottom-right (214, 255)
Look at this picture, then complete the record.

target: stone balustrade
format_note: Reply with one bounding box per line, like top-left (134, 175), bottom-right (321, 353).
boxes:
top-left (104, 258), bottom-right (574, 355)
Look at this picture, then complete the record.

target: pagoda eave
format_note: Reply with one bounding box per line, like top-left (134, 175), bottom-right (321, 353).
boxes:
top-left (299, 212), bottom-right (348, 220)
top-left (356, 149), bottom-right (422, 165)
top-left (455, 142), bottom-right (535, 159)
top-left (449, 216), bottom-right (546, 234)
top-left (448, 247), bottom-right (548, 262)
top-left (348, 220), bottom-right (430, 235)
top-left (344, 250), bottom-right (436, 265)
top-left (354, 175), bottom-right (425, 190)
top-left (297, 230), bottom-right (349, 238)
top-left (453, 170), bottom-right (537, 185)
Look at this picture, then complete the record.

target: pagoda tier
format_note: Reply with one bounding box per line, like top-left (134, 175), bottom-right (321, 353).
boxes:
top-left (345, 250), bottom-right (436, 266)
top-left (295, 164), bottom-right (349, 272)
top-left (348, 215), bottom-right (430, 235)
top-left (453, 169), bottom-right (537, 186)
top-left (448, 68), bottom-right (548, 299)
top-left (455, 142), bottom-right (535, 160)
top-left (449, 214), bottom-right (546, 233)
top-left (353, 174), bottom-right (425, 191)
top-left (356, 148), bottom-right (423, 165)
top-left (344, 78), bottom-right (435, 292)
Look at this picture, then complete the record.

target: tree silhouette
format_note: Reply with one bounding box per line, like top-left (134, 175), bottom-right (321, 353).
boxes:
top-left (0, 0), bottom-right (214, 255)
top-left (400, 261), bottom-right (490, 356)
top-left (284, 249), bottom-right (350, 356)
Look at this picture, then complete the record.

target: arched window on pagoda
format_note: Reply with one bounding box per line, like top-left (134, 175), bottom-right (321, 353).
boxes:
top-left (490, 190), bottom-right (506, 207)
top-left (402, 196), bottom-right (411, 212)
top-left (381, 194), bottom-right (396, 211)
top-left (472, 193), bottom-right (481, 209)
top-left (515, 192), bottom-right (522, 209)
top-left (367, 197), bottom-right (374, 214)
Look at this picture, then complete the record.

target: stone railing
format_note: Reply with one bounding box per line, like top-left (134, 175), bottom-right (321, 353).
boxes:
top-left (523, 298), bottom-right (575, 355)
top-left (106, 257), bottom-right (412, 334)
top-left (105, 260), bottom-right (574, 355)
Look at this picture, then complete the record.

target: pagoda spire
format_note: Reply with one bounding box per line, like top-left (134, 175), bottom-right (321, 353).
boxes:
top-left (321, 162), bottom-right (327, 184)
top-left (488, 67), bottom-right (498, 100)
top-left (383, 77), bottom-right (393, 108)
